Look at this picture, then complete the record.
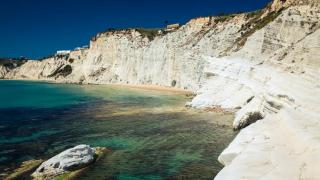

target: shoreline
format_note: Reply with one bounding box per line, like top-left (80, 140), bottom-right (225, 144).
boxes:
top-left (1, 78), bottom-right (194, 94)
top-left (107, 83), bottom-right (193, 94)
top-left (0, 80), bottom-right (235, 179)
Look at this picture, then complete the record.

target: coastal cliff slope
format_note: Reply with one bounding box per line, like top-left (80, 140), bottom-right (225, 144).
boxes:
top-left (0, 66), bottom-right (8, 78)
top-left (2, 0), bottom-right (320, 179)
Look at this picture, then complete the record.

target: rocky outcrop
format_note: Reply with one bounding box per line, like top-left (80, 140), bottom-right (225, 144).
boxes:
top-left (187, 54), bottom-right (320, 179)
top-left (0, 65), bottom-right (8, 78)
top-left (233, 96), bottom-right (265, 130)
top-left (32, 145), bottom-right (96, 179)
top-left (188, 4), bottom-right (320, 179)
top-left (3, 0), bottom-right (320, 179)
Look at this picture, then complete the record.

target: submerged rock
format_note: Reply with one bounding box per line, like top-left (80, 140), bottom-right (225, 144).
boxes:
top-left (5, 159), bottom-right (43, 180)
top-left (32, 145), bottom-right (96, 179)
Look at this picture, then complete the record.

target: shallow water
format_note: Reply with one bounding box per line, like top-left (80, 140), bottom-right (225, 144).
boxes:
top-left (0, 80), bottom-right (236, 179)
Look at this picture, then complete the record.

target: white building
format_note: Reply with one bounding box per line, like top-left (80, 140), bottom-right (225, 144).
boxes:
top-left (56, 50), bottom-right (71, 56)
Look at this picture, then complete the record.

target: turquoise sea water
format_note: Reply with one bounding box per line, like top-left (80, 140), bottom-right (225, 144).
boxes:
top-left (0, 80), bottom-right (236, 179)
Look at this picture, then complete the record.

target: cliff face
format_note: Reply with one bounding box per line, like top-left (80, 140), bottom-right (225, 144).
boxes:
top-left (0, 65), bottom-right (8, 78)
top-left (188, 4), bottom-right (320, 180)
top-left (3, 1), bottom-right (320, 179)
top-left (5, 14), bottom-right (249, 90)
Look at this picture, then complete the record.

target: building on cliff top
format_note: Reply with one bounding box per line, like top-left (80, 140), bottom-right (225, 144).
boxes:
top-left (56, 50), bottom-right (71, 56)
top-left (166, 23), bottom-right (180, 30)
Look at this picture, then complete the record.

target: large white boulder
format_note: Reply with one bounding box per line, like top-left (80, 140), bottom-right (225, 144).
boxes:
top-left (32, 145), bottom-right (96, 179)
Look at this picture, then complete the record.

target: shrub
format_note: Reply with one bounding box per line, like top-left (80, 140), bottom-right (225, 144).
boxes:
top-left (68, 58), bottom-right (74, 63)
top-left (234, 8), bottom-right (285, 49)
top-left (214, 13), bottom-right (237, 23)
top-left (107, 28), bottom-right (116, 32)
top-left (246, 10), bottom-right (262, 19)
top-left (48, 65), bottom-right (72, 77)
top-left (136, 28), bottom-right (162, 41)
top-left (39, 54), bottom-right (55, 61)
top-left (171, 80), bottom-right (177, 87)
top-left (0, 58), bottom-right (27, 69)
top-left (217, 12), bottom-right (226, 16)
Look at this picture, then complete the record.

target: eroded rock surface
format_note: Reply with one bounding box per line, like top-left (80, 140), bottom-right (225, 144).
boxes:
top-left (32, 145), bottom-right (96, 179)
top-left (0, 65), bottom-right (8, 78)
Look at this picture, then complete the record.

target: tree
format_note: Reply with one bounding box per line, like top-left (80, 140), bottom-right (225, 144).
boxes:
top-left (171, 80), bottom-right (177, 87)
top-left (217, 12), bottom-right (226, 16)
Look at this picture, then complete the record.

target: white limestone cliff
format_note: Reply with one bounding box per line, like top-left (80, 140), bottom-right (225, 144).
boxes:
top-left (3, 1), bottom-right (320, 179)
top-left (4, 15), bottom-right (248, 90)
top-left (0, 65), bottom-right (8, 78)
top-left (188, 4), bottom-right (320, 179)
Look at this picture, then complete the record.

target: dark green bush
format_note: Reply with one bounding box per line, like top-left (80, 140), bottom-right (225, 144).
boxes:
top-left (68, 58), bottom-right (74, 63)
top-left (136, 28), bottom-right (162, 41)
top-left (0, 58), bottom-right (27, 69)
top-left (171, 80), bottom-right (177, 87)
top-left (235, 8), bottom-right (285, 49)
top-left (214, 14), bottom-right (237, 23)
top-left (39, 54), bottom-right (55, 61)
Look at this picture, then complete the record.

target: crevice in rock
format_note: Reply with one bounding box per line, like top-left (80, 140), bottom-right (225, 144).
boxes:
top-left (266, 100), bottom-right (283, 110)
top-left (246, 96), bottom-right (255, 103)
top-left (234, 111), bottom-right (264, 130)
top-left (48, 65), bottom-right (72, 78)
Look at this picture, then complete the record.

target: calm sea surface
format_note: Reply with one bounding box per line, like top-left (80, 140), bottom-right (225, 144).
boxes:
top-left (0, 80), bottom-right (236, 179)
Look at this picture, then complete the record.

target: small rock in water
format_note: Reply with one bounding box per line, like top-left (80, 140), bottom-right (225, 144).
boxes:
top-left (32, 144), bottom-right (96, 179)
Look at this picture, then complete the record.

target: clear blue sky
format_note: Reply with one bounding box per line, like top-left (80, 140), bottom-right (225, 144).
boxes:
top-left (0, 0), bottom-right (271, 59)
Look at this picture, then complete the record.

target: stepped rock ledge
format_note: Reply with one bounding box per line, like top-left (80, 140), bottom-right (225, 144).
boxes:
top-left (2, 0), bottom-right (320, 179)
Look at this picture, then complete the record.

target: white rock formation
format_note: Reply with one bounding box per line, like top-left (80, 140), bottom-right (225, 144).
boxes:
top-left (232, 96), bottom-right (265, 130)
top-left (188, 4), bottom-right (320, 179)
top-left (0, 65), bottom-right (8, 78)
top-left (3, 1), bottom-right (320, 179)
top-left (188, 55), bottom-right (320, 179)
top-left (4, 15), bottom-right (249, 90)
top-left (32, 145), bottom-right (96, 179)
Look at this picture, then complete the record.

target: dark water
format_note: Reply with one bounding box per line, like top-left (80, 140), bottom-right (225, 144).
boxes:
top-left (0, 80), bottom-right (236, 179)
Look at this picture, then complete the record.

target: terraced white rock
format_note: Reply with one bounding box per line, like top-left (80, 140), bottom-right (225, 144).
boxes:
top-left (188, 54), bottom-right (320, 179)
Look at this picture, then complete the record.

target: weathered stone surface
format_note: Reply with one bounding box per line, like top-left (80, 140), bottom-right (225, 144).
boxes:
top-left (32, 145), bottom-right (96, 179)
top-left (233, 96), bottom-right (265, 130)
top-left (0, 65), bottom-right (8, 78)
